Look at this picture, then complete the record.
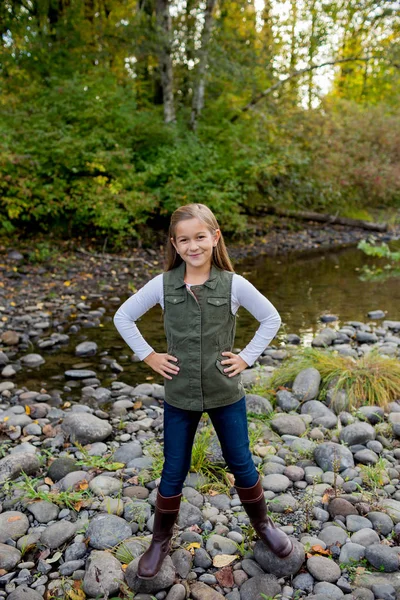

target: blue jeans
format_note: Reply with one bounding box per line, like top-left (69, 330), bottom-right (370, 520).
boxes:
top-left (158, 396), bottom-right (259, 497)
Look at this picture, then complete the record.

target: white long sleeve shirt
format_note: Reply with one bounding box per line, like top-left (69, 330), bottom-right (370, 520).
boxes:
top-left (113, 273), bottom-right (281, 367)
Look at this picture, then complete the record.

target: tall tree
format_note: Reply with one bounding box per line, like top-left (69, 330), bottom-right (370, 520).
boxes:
top-left (156, 0), bottom-right (175, 122)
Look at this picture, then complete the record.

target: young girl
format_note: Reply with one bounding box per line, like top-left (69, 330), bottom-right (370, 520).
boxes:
top-left (114, 203), bottom-right (293, 579)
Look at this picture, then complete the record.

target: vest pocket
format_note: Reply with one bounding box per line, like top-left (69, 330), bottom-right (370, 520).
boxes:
top-left (215, 354), bottom-right (239, 378)
top-left (207, 297), bottom-right (228, 321)
top-left (165, 295), bottom-right (185, 305)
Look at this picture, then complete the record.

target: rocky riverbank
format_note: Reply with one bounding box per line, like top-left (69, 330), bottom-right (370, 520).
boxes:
top-left (1, 229), bottom-right (400, 600)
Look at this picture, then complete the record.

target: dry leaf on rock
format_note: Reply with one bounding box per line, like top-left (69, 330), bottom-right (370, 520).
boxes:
top-left (212, 554), bottom-right (239, 567)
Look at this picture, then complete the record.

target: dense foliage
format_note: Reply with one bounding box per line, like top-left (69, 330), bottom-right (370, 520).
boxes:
top-left (1, 1), bottom-right (399, 243)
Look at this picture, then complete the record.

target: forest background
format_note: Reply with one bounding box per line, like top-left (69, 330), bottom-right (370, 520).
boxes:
top-left (0, 0), bottom-right (399, 247)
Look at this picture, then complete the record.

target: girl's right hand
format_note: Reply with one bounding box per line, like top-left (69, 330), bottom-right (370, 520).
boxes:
top-left (143, 352), bottom-right (180, 380)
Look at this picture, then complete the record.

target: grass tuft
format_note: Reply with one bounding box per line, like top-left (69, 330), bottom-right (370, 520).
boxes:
top-left (269, 348), bottom-right (400, 410)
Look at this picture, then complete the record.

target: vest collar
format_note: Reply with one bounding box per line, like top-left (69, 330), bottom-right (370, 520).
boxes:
top-left (173, 261), bottom-right (220, 290)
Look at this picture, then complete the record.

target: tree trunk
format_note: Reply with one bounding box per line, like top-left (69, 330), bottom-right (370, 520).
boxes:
top-left (256, 206), bottom-right (388, 232)
top-left (190, 0), bottom-right (217, 130)
top-left (156, 0), bottom-right (175, 123)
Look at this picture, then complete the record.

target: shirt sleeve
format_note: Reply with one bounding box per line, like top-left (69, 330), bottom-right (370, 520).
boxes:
top-left (232, 274), bottom-right (282, 367)
top-left (113, 274), bottom-right (164, 360)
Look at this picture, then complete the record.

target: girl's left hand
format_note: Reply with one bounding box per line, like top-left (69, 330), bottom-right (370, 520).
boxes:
top-left (221, 352), bottom-right (249, 377)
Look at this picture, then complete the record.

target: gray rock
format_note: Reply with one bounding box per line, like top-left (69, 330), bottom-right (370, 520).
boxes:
top-left (75, 341), bottom-right (98, 357)
top-left (268, 493), bottom-right (298, 513)
top-left (245, 394), bottom-right (273, 415)
top-left (356, 332), bottom-right (378, 343)
top-left (166, 583), bottom-right (186, 600)
top-left (241, 558), bottom-right (265, 577)
top-left (314, 442), bottom-right (354, 472)
top-left (239, 574), bottom-right (281, 600)
top-left (61, 413), bottom-right (112, 444)
top-left (293, 572), bottom-right (315, 593)
top-left (83, 550), bottom-right (124, 597)
top-left (124, 501), bottom-right (151, 527)
top-left (177, 500), bottom-right (203, 528)
top-left (65, 542), bottom-right (87, 562)
top-left (328, 498), bottom-right (358, 518)
top-left (276, 390), bottom-right (300, 412)
top-left (367, 512), bottom-right (394, 535)
top-left (357, 406), bottom-right (385, 425)
top-left (292, 368), bottom-right (321, 400)
top-left (183, 487), bottom-right (204, 508)
top-left (377, 500), bottom-right (400, 524)
top-left (353, 588), bottom-right (375, 600)
top-left (301, 400), bottom-right (337, 428)
top-left (346, 515), bottom-right (373, 532)
top-left (354, 449), bottom-right (378, 465)
top-left (27, 501), bottom-right (59, 523)
top-left (64, 369), bottom-right (97, 378)
top-left (339, 543), bottom-right (365, 564)
top-left (262, 474), bottom-right (291, 493)
top-left (314, 582), bottom-right (344, 599)
top-left (253, 538), bottom-right (304, 577)
top-left (194, 548), bottom-right (212, 569)
top-left (89, 475), bottom-right (122, 496)
top-left (59, 559), bottom-right (85, 575)
top-left (171, 548), bottom-right (192, 578)
top-left (340, 423), bottom-right (375, 446)
top-left (318, 526), bottom-right (348, 547)
top-left (307, 555), bottom-right (341, 582)
top-left (0, 511), bottom-right (29, 543)
top-left (40, 521), bottom-right (76, 548)
top-left (271, 414), bottom-right (306, 436)
top-left (21, 354), bottom-right (45, 367)
top-left (368, 310), bottom-right (386, 319)
top-left (205, 534), bottom-right (237, 556)
top-left (370, 583), bottom-right (396, 600)
top-left (47, 457), bottom-right (79, 481)
top-left (115, 538), bottom-right (150, 562)
top-left (125, 555), bottom-right (175, 592)
top-left (365, 544), bottom-right (399, 572)
top-left (207, 494), bottom-right (231, 511)
top-left (0, 452), bottom-right (40, 484)
top-left (0, 543), bottom-right (21, 570)
top-left (6, 586), bottom-right (44, 600)
top-left (351, 529), bottom-right (380, 547)
top-left (113, 442), bottom-right (143, 464)
top-left (87, 514), bottom-right (132, 549)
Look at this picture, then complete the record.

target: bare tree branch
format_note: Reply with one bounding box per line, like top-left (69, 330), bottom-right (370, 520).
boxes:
top-left (230, 55), bottom-right (398, 123)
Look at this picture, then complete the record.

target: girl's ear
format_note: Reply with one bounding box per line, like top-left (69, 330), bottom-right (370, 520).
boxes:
top-left (213, 229), bottom-right (221, 247)
top-left (171, 237), bottom-right (178, 253)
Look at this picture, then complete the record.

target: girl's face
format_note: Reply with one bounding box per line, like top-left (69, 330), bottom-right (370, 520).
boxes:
top-left (172, 217), bottom-right (220, 270)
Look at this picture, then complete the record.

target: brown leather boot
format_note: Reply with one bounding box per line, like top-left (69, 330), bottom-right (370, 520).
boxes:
top-left (236, 476), bottom-right (293, 558)
top-left (137, 490), bottom-right (182, 579)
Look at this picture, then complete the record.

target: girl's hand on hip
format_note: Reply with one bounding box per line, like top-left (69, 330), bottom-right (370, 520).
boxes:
top-left (221, 352), bottom-right (248, 377)
top-left (143, 352), bottom-right (179, 380)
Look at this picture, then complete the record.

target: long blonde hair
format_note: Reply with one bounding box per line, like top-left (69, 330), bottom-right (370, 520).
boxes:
top-left (165, 204), bottom-right (234, 272)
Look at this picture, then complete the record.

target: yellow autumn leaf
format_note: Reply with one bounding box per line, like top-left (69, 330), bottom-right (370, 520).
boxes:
top-left (67, 589), bottom-right (86, 600)
top-left (3, 416), bottom-right (9, 422)
top-left (213, 554), bottom-right (239, 567)
top-left (63, 281), bottom-right (71, 287)
top-left (80, 296), bottom-right (87, 300)
top-left (186, 542), bottom-right (201, 554)
top-left (25, 405), bottom-right (31, 415)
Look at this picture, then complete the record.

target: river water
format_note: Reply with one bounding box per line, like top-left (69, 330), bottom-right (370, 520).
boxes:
top-left (14, 243), bottom-right (400, 395)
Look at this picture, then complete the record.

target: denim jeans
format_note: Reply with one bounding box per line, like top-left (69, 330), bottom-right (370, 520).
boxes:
top-left (158, 396), bottom-right (259, 497)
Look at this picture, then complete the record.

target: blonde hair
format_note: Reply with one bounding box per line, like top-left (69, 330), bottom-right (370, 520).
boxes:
top-left (165, 204), bottom-right (234, 272)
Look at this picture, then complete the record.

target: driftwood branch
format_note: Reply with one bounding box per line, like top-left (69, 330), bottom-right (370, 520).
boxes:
top-left (231, 56), bottom-right (397, 122)
top-left (258, 207), bottom-right (388, 232)
top-left (76, 247), bottom-right (156, 267)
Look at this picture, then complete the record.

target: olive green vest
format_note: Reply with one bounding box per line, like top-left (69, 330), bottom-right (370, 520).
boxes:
top-left (163, 261), bottom-right (245, 411)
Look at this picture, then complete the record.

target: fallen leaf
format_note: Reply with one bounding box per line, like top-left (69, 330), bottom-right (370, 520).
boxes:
top-left (7, 516), bottom-right (21, 522)
top-left (215, 566), bottom-right (234, 587)
top-left (145, 376), bottom-right (154, 380)
top-left (44, 477), bottom-right (54, 486)
top-left (213, 554), bottom-right (239, 568)
top-left (77, 480), bottom-right (88, 491)
top-left (186, 542), bottom-right (201, 554)
top-left (121, 564), bottom-right (128, 571)
top-left (63, 280), bottom-right (71, 286)
top-left (311, 545), bottom-right (330, 555)
top-left (0, 569), bottom-right (7, 576)
top-left (25, 405), bottom-right (31, 415)
top-left (74, 501), bottom-right (84, 512)
top-left (133, 400), bottom-right (142, 410)
top-left (208, 490), bottom-right (219, 496)
top-left (67, 590), bottom-right (86, 600)
top-left (46, 551), bottom-right (62, 563)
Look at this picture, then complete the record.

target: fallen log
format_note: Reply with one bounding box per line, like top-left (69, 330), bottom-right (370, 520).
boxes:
top-left (258, 207), bottom-right (388, 232)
